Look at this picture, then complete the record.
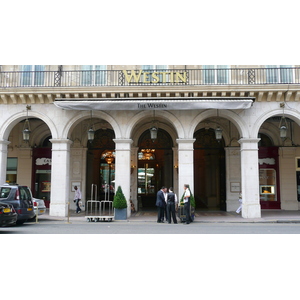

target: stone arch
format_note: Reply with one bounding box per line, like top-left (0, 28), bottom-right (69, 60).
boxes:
top-left (251, 108), bottom-right (300, 138)
top-left (258, 121), bottom-right (281, 146)
top-left (62, 110), bottom-right (121, 142)
top-left (0, 110), bottom-right (58, 141)
top-left (126, 110), bottom-right (185, 141)
top-left (188, 109), bottom-right (249, 140)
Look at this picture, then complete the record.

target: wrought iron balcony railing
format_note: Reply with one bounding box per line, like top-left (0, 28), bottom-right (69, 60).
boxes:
top-left (1, 67), bottom-right (300, 88)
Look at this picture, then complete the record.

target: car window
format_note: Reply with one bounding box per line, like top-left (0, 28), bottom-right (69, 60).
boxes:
top-left (19, 187), bottom-right (29, 200)
top-left (0, 187), bottom-right (11, 198)
top-left (19, 187), bottom-right (32, 200)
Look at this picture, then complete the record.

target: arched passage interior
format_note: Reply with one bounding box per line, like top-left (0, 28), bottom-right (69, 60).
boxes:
top-left (137, 128), bottom-right (173, 208)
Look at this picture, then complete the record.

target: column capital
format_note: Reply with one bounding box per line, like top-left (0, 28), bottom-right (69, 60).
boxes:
top-left (50, 139), bottom-right (73, 145)
top-left (238, 138), bottom-right (260, 151)
top-left (113, 139), bottom-right (133, 151)
top-left (0, 139), bottom-right (11, 146)
top-left (176, 139), bottom-right (195, 151)
top-left (113, 138), bottom-right (133, 144)
top-left (238, 138), bottom-right (261, 144)
top-left (176, 138), bottom-right (196, 144)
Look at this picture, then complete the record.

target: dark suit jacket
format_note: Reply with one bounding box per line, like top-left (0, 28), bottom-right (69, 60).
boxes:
top-left (167, 192), bottom-right (175, 203)
top-left (156, 190), bottom-right (166, 207)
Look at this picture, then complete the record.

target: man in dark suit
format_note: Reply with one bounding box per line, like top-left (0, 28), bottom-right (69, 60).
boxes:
top-left (156, 186), bottom-right (167, 223)
top-left (166, 187), bottom-right (178, 224)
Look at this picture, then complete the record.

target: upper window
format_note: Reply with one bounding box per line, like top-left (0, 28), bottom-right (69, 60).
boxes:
top-left (141, 65), bottom-right (169, 84)
top-left (81, 65), bottom-right (107, 85)
top-left (142, 65), bottom-right (168, 70)
top-left (266, 65), bottom-right (293, 83)
top-left (20, 65), bottom-right (45, 86)
top-left (203, 65), bottom-right (229, 84)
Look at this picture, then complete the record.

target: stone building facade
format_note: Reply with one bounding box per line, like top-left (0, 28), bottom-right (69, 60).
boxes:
top-left (1, 65), bottom-right (300, 219)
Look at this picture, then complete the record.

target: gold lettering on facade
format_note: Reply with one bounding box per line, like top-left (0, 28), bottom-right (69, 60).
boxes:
top-left (176, 72), bottom-right (186, 83)
top-left (143, 72), bottom-right (150, 83)
top-left (151, 72), bottom-right (159, 83)
top-left (122, 70), bottom-right (187, 84)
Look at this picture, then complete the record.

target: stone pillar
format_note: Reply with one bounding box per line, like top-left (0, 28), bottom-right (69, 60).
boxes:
top-left (113, 139), bottom-right (133, 218)
top-left (49, 139), bottom-right (72, 217)
top-left (173, 146), bottom-right (179, 196)
top-left (176, 139), bottom-right (195, 197)
top-left (130, 146), bottom-right (138, 211)
top-left (0, 140), bottom-right (10, 184)
top-left (225, 147), bottom-right (241, 211)
top-left (238, 138), bottom-right (261, 218)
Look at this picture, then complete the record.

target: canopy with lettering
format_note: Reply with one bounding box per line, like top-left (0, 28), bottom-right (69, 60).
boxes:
top-left (54, 97), bottom-right (254, 110)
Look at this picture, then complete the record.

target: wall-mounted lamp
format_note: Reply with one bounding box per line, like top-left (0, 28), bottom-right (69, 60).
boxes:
top-left (131, 165), bottom-right (136, 174)
top-left (22, 105), bottom-right (31, 141)
top-left (88, 110), bottom-right (95, 142)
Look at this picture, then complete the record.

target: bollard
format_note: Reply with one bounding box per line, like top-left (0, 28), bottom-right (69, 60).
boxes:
top-left (35, 202), bottom-right (39, 224)
top-left (65, 201), bottom-right (72, 224)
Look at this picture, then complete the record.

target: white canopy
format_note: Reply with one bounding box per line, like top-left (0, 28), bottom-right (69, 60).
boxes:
top-left (54, 97), bottom-right (254, 111)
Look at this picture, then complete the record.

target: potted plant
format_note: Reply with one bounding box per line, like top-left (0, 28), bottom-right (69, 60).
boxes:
top-left (113, 186), bottom-right (128, 220)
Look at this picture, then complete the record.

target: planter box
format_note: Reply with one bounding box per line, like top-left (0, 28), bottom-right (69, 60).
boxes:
top-left (114, 208), bottom-right (127, 220)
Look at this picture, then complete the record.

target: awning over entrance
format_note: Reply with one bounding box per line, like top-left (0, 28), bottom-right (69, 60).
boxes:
top-left (54, 97), bottom-right (254, 110)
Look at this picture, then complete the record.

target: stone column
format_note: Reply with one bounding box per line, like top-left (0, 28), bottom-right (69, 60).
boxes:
top-left (225, 147), bottom-right (241, 211)
top-left (130, 146), bottom-right (139, 211)
top-left (113, 139), bottom-right (133, 217)
top-left (238, 138), bottom-right (261, 218)
top-left (176, 139), bottom-right (195, 197)
top-left (49, 139), bottom-right (72, 217)
top-left (0, 140), bottom-right (10, 184)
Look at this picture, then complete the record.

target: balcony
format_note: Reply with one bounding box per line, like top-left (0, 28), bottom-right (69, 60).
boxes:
top-left (1, 67), bottom-right (300, 88)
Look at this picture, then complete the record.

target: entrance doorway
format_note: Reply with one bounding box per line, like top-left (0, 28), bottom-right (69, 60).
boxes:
top-left (194, 128), bottom-right (226, 210)
top-left (137, 129), bottom-right (173, 208)
top-left (86, 129), bottom-right (115, 201)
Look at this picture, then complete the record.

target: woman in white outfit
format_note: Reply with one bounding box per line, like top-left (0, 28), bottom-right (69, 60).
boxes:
top-left (236, 193), bottom-right (242, 214)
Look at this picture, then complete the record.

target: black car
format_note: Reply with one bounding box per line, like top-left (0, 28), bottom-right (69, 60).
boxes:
top-left (0, 184), bottom-right (35, 224)
top-left (0, 202), bottom-right (17, 226)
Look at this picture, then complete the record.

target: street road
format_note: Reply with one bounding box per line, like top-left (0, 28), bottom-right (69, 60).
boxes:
top-left (2, 219), bottom-right (300, 234)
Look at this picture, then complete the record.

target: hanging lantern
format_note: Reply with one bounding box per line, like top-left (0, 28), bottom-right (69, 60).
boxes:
top-left (22, 105), bottom-right (31, 142)
top-left (88, 110), bottom-right (95, 142)
top-left (22, 122), bottom-right (31, 141)
top-left (150, 126), bottom-right (158, 141)
top-left (279, 124), bottom-right (287, 139)
top-left (279, 116), bottom-right (288, 139)
top-left (87, 127), bottom-right (95, 142)
top-left (215, 126), bottom-right (223, 141)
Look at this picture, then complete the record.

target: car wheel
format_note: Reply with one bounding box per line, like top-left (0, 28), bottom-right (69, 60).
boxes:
top-left (28, 216), bottom-right (36, 222)
top-left (16, 220), bottom-right (26, 225)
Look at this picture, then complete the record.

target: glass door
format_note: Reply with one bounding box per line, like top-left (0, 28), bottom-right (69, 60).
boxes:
top-left (138, 163), bottom-right (157, 207)
top-left (138, 164), bottom-right (155, 195)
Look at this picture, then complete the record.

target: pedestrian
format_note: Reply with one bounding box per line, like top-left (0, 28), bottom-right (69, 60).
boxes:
top-left (156, 186), bottom-right (167, 223)
top-left (166, 187), bottom-right (178, 224)
top-left (163, 188), bottom-right (168, 222)
top-left (236, 193), bottom-right (242, 214)
top-left (74, 185), bottom-right (82, 214)
top-left (183, 184), bottom-right (192, 224)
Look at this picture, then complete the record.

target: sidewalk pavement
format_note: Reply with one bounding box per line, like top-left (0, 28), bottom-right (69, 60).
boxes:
top-left (38, 209), bottom-right (300, 223)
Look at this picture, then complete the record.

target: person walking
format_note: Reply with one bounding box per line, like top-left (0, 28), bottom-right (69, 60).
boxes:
top-left (183, 184), bottom-right (191, 224)
top-left (166, 187), bottom-right (178, 224)
top-left (156, 186), bottom-right (167, 223)
top-left (236, 193), bottom-right (242, 214)
top-left (74, 185), bottom-right (82, 214)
